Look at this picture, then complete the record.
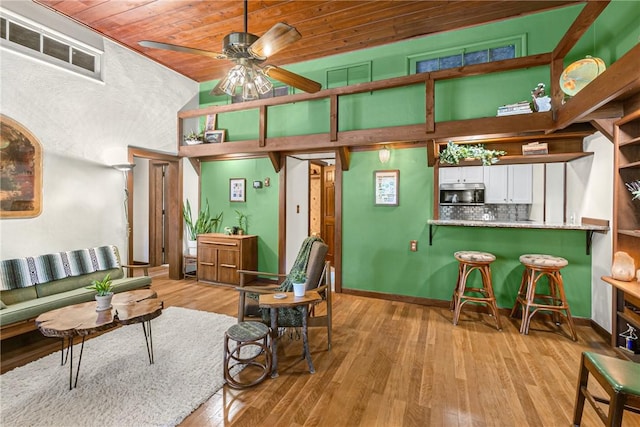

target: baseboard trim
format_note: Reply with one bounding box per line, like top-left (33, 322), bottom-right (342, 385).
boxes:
top-left (341, 287), bottom-right (593, 325)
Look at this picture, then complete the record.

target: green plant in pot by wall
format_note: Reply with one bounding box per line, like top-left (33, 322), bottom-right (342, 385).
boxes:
top-left (439, 141), bottom-right (506, 166)
top-left (183, 199), bottom-right (223, 241)
top-left (235, 210), bottom-right (248, 234)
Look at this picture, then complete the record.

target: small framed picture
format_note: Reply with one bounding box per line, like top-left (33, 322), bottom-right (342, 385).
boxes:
top-left (205, 114), bottom-right (217, 131)
top-left (204, 129), bottom-right (225, 143)
top-left (374, 170), bottom-right (399, 206)
top-left (229, 178), bottom-right (246, 202)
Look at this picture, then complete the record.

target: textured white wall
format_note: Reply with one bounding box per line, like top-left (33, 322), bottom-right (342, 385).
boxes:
top-left (285, 157), bottom-right (309, 270)
top-left (577, 133), bottom-right (613, 331)
top-left (0, 2), bottom-right (197, 260)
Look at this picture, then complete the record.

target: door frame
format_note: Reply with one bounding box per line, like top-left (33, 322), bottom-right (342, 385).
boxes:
top-left (279, 151), bottom-right (342, 292)
top-left (128, 147), bottom-right (183, 280)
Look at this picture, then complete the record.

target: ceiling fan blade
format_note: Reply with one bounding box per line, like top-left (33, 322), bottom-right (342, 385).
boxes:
top-left (264, 65), bottom-right (321, 94)
top-left (139, 40), bottom-right (226, 60)
top-left (248, 23), bottom-right (301, 60)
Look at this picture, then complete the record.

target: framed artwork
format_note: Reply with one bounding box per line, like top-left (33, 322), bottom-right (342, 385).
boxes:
top-left (229, 178), bottom-right (246, 202)
top-left (374, 170), bottom-right (399, 206)
top-left (0, 115), bottom-right (42, 218)
top-left (204, 129), bottom-right (225, 144)
top-left (205, 114), bottom-right (217, 131)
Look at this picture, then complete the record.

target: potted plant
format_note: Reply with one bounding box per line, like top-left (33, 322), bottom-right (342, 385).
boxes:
top-left (439, 141), bottom-right (506, 166)
top-left (290, 270), bottom-right (307, 297)
top-left (86, 273), bottom-right (114, 311)
top-left (183, 199), bottom-right (223, 254)
top-left (235, 210), bottom-right (248, 235)
top-left (183, 130), bottom-right (203, 145)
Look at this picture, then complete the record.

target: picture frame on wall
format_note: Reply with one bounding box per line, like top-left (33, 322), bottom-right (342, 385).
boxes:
top-left (374, 170), bottom-right (399, 206)
top-left (204, 129), bottom-right (225, 143)
top-left (0, 114), bottom-right (43, 218)
top-left (229, 178), bottom-right (246, 202)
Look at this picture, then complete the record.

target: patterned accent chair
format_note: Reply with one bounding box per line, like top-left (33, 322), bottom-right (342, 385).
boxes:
top-left (236, 238), bottom-right (332, 350)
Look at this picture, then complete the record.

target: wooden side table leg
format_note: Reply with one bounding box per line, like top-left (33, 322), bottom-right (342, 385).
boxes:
top-left (301, 306), bottom-right (315, 374)
top-left (270, 308), bottom-right (279, 378)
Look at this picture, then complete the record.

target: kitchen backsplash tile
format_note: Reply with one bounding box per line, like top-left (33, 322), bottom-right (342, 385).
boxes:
top-left (440, 204), bottom-right (531, 221)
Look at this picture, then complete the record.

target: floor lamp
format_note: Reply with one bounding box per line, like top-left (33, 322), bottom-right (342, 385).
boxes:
top-left (112, 163), bottom-right (135, 262)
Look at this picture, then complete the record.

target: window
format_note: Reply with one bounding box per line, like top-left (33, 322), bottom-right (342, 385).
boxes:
top-left (0, 10), bottom-right (102, 79)
top-left (409, 35), bottom-right (526, 74)
top-left (326, 62), bottom-right (371, 89)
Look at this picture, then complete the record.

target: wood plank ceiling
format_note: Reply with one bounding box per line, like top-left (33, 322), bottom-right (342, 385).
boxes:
top-left (34, 0), bottom-right (580, 83)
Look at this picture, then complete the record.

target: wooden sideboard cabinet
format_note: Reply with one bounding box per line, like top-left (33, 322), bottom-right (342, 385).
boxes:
top-left (197, 233), bottom-right (257, 286)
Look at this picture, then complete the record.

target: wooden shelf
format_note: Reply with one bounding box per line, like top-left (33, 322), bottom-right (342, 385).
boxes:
top-left (618, 229), bottom-right (640, 238)
top-left (619, 160), bottom-right (640, 170)
top-left (437, 152), bottom-right (593, 167)
top-left (602, 276), bottom-right (640, 299)
top-left (620, 136), bottom-right (640, 146)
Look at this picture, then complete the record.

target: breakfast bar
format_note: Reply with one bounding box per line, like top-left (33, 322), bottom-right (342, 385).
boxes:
top-left (427, 218), bottom-right (609, 255)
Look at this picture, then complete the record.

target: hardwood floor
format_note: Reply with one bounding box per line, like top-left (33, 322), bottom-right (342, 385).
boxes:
top-left (2, 267), bottom-right (639, 426)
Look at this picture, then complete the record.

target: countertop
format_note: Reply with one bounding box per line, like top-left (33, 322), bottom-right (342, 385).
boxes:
top-left (427, 219), bottom-right (609, 232)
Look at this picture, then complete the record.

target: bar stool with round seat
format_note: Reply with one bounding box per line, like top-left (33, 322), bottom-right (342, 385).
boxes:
top-left (510, 253), bottom-right (577, 341)
top-left (223, 321), bottom-right (271, 389)
top-left (450, 250), bottom-right (502, 330)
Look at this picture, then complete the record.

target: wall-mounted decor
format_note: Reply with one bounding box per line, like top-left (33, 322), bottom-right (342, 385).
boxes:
top-left (230, 178), bottom-right (246, 202)
top-left (204, 129), bottom-right (225, 144)
top-left (0, 115), bottom-right (42, 218)
top-left (374, 170), bottom-right (399, 206)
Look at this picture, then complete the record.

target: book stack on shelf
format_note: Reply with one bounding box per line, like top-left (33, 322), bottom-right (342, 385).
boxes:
top-left (497, 101), bottom-right (533, 116)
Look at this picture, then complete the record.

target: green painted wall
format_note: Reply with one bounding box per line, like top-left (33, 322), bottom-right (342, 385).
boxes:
top-left (196, 2), bottom-right (639, 318)
top-left (200, 159), bottom-right (279, 273)
top-left (343, 148), bottom-right (592, 316)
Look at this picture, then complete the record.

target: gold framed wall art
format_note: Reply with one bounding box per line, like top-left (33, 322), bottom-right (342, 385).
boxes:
top-left (0, 115), bottom-right (42, 218)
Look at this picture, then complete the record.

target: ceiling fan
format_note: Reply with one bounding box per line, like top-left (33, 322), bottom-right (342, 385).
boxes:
top-left (139, 0), bottom-right (321, 101)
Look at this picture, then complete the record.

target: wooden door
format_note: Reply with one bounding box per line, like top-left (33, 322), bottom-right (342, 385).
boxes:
top-left (322, 165), bottom-right (335, 265)
top-left (148, 161), bottom-right (168, 266)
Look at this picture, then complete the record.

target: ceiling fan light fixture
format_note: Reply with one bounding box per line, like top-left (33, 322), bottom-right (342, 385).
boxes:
top-left (254, 67), bottom-right (273, 95)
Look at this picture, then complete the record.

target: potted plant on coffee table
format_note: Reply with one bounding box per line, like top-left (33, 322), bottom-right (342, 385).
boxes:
top-left (86, 273), bottom-right (114, 311)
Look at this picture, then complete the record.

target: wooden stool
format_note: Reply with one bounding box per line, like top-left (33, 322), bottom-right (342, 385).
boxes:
top-left (223, 321), bottom-right (271, 389)
top-left (450, 251), bottom-right (502, 330)
top-left (510, 254), bottom-right (577, 340)
top-left (573, 352), bottom-right (640, 426)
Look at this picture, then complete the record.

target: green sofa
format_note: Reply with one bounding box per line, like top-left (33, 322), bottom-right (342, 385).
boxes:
top-left (0, 245), bottom-right (151, 339)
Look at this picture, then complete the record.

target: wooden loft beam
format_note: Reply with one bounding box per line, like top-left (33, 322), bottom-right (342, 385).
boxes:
top-left (552, 0), bottom-right (610, 59)
top-left (550, 0), bottom-right (610, 110)
top-left (337, 147), bottom-right (350, 171)
top-left (555, 43), bottom-right (640, 129)
top-left (268, 152), bottom-right (282, 173)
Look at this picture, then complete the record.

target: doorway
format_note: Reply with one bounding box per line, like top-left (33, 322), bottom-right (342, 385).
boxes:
top-left (285, 153), bottom-right (338, 289)
top-left (128, 147), bottom-right (182, 280)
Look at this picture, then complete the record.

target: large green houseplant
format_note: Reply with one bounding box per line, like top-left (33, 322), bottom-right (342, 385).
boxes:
top-left (182, 199), bottom-right (222, 254)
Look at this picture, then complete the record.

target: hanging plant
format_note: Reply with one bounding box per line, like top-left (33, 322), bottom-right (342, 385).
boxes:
top-left (439, 141), bottom-right (506, 166)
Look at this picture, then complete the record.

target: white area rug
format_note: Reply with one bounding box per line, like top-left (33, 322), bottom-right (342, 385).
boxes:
top-left (1, 306), bottom-right (249, 427)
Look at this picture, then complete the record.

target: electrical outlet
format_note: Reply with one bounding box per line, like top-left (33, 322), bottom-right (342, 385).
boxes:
top-left (410, 240), bottom-right (418, 252)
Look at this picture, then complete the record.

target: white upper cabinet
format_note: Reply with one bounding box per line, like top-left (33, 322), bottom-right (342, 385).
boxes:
top-left (484, 164), bottom-right (532, 203)
top-left (439, 166), bottom-right (484, 184)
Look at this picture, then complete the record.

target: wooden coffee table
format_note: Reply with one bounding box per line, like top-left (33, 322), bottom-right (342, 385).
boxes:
top-left (35, 289), bottom-right (163, 389)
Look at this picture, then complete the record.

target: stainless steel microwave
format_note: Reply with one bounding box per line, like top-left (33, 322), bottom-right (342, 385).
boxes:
top-left (439, 183), bottom-right (485, 205)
